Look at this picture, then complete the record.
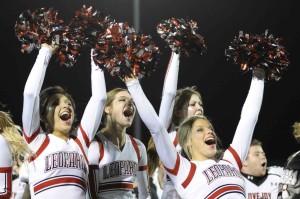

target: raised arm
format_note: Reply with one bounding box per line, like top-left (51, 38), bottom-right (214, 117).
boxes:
top-left (224, 69), bottom-right (265, 168)
top-left (126, 79), bottom-right (178, 169)
top-left (22, 44), bottom-right (54, 139)
top-left (158, 52), bottom-right (180, 128)
top-left (79, 50), bottom-right (107, 142)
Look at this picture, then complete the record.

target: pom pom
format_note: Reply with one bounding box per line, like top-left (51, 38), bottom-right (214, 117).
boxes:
top-left (225, 30), bottom-right (290, 81)
top-left (56, 5), bottom-right (111, 67)
top-left (69, 5), bottom-right (111, 46)
top-left (15, 7), bottom-right (82, 67)
top-left (93, 22), bottom-right (161, 79)
top-left (15, 8), bottom-right (65, 53)
top-left (156, 17), bottom-right (207, 56)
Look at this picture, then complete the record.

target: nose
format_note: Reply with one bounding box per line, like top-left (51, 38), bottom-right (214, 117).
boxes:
top-left (197, 104), bottom-right (204, 114)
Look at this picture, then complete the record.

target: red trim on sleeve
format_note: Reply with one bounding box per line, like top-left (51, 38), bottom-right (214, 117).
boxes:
top-left (163, 154), bottom-right (180, 176)
top-left (228, 146), bottom-right (242, 170)
top-left (0, 167), bottom-right (12, 198)
top-left (79, 124), bottom-right (90, 148)
top-left (173, 132), bottom-right (178, 147)
top-left (70, 135), bottom-right (89, 164)
top-left (129, 135), bottom-right (141, 162)
top-left (23, 128), bottom-right (40, 144)
top-left (94, 135), bottom-right (104, 163)
top-left (29, 136), bottom-right (50, 162)
top-left (139, 165), bottom-right (148, 171)
top-left (181, 162), bottom-right (196, 188)
top-left (0, 167), bottom-right (12, 173)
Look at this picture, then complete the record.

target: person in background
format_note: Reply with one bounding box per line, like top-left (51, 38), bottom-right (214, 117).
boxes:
top-left (22, 44), bottom-right (107, 199)
top-left (277, 121), bottom-right (300, 199)
top-left (124, 67), bottom-right (265, 199)
top-left (241, 138), bottom-right (283, 198)
top-left (0, 111), bottom-right (31, 199)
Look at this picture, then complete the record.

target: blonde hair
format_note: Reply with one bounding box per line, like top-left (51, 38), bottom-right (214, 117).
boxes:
top-left (178, 115), bottom-right (218, 160)
top-left (293, 121), bottom-right (300, 143)
top-left (0, 111), bottom-right (32, 160)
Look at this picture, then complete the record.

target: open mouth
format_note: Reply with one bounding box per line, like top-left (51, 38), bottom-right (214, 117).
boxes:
top-left (205, 137), bottom-right (216, 145)
top-left (124, 109), bottom-right (134, 117)
top-left (261, 162), bottom-right (266, 167)
top-left (60, 111), bottom-right (71, 121)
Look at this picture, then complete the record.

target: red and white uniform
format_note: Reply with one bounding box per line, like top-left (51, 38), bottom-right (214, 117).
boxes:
top-left (126, 75), bottom-right (264, 199)
top-left (243, 166), bottom-right (283, 199)
top-left (0, 134), bottom-right (12, 198)
top-left (87, 133), bottom-right (150, 199)
top-left (22, 47), bottom-right (106, 199)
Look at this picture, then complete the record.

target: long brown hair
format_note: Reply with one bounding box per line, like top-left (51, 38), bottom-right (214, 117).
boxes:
top-left (0, 111), bottom-right (32, 160)
top-left (147, 137), bottom-right (160, 176)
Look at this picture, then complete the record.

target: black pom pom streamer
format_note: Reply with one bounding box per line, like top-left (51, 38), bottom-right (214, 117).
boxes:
top-left (157, 17), bottom-right (207, 56)
top-left (225, 30), bottom-right (290, 81)
top-left (69, 5), bottom-right (111, 47)
top-left (15, 8), bottom-right (65, 53)
top-left (93, 22), bottom-right (161, 79)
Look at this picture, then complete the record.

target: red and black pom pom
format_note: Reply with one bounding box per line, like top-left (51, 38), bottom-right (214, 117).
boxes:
top-left (15, 8), bottom-right (65, 53)
top-left (93, 22), bottom-right (160, 79)
top-left (225, 30), bottom-right (290, 81)
top-left (15, 7), bottom-right (83, 67)
top-left (157, 17), bottom-right (207, 56)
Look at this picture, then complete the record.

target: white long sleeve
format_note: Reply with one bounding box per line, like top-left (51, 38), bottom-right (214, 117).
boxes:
top-left (158, 52), bottom-right (180, 128)
top-left (22, 47), bottom-right (53, 138)
top-left (80, 54), bottom-right (107, 142)
top-left (223, 76), bottom-right (265, 168)
top-left (127, 79), bottom-right (178, 169)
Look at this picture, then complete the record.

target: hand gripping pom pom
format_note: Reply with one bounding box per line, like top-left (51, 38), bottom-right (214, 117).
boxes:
top-left (156, 17), bottom-right (207, 57)
top-left (225, 30), bottom-right (290, 81)
top-left (92, 22), bottom-right (161, 79)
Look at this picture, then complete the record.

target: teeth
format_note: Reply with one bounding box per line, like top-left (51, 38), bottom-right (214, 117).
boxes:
top-left (60, 112), bottom-right (70, 121)
top-left (205, 137), bottom-right (215, 145)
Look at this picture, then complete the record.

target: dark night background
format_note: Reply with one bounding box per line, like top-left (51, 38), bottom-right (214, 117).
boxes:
top-left (1, 0), bottom-right (299, 166)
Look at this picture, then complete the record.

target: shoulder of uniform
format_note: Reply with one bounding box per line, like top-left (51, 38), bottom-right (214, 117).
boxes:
top-left (267, 166), bottom-right (284, 176)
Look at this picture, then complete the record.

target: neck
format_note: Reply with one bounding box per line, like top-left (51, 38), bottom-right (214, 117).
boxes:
top-left (241, 171), bottom-right (268, 186)
top-left (52, 131), bottom-right (69, 141)
top-left (102, 124), bottom-right (127, 148)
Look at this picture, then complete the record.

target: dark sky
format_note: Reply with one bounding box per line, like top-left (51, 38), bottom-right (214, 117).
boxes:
top-left (1, 0), bottom-right (299, 166)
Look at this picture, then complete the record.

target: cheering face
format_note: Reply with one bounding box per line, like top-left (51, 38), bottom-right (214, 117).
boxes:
top-left (106, 91), bottom-right (136, 128)
top-left (244, 145), bottom-right (267, 177)
top-left (189, 118), bottom-right (216, 161)
top-left (52, 95), bottom-right (75, 138)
